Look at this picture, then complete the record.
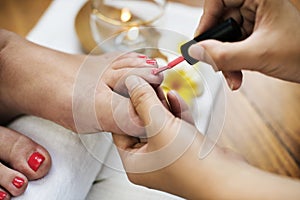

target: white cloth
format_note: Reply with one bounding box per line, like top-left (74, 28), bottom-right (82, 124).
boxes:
top-left (9, 116), bottom-right (181, 200)
top-left (9, 0), bottom-right (220, 199)
top-left (86, 144), bottom-right (183, 200)
top-left (26, 0), bottom-right (86, 54)
top-left (10, 116), bottom-right (111, 200)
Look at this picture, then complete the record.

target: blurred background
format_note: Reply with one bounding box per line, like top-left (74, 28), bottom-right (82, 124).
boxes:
top-left (0, 0), bottom-right (299, 178)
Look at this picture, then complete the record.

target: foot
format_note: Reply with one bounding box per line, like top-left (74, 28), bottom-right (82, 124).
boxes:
top-left (0, 30), bottom-right (163, 136)
top-left (0, 126), bottom-right (51, 199)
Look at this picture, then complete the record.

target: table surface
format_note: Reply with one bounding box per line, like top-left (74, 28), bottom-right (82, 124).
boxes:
top-left (1, 0), bottom-right (299, 178)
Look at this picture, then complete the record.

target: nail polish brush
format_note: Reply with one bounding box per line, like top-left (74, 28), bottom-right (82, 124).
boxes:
top-left (152, 18), bottom-right (242, 75)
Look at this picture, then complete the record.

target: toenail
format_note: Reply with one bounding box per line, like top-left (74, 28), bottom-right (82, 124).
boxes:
top-left (12, 177), bottom-right (25, 188)
top-left (138, 55), bottom-right (147, 59)
top-left (27, 152), bottom-right (45, 171)
top-left (146, 59), bottom-right (157, 65)
top-left (0, 191), bottom-right (7, 200)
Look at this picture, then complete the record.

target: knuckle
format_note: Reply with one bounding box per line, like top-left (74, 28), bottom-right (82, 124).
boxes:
top-left (215, 49), bottom-right (228, 66)
top-left (211, 46), bottom-right (230, 70)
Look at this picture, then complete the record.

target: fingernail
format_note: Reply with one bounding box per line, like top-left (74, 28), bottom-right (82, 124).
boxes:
top-left (138, 55), bottom-right (147, 59)
top-left (146, 59), bottom-right (157, 65)
top-left (0, 191), bottom-right (7, 200)
top-left (189, 44), bottom-right (205, 61)
top-left (12, 177), bottom-right (25, 189)
top-left (189, 45), bottom-right (218, 71)
top-left (125, 76), bottom-right (142, 92)
top-left (28, 152), bottom-right (45, 171)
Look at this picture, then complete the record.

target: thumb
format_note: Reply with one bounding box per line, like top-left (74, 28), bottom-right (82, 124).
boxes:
top-left (188, 36), bottom-right (263, 72)
top-left (125, 75), bottom-right (172, 137)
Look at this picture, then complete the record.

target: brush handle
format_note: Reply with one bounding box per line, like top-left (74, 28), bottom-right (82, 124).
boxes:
top-left (180, 18), bottom-right (242, 65)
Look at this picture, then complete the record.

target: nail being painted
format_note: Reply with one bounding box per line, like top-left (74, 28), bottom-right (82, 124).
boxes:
top-left (152, 56), bottom-right (185, 75)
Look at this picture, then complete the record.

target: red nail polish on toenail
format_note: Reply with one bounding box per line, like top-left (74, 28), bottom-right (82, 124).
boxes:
top-left (28, 152), bottom-right (45, 171)
top-left (146, 59), bottom-right (157, 65)
top-left (12, 177), bottom-right (24, 188)
top-left (0, 191), bottom-right (7, 200)
top-left (138, 55), bottom-right (147, 58)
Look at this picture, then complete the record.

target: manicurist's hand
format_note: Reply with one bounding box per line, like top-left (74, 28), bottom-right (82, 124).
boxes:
top-left (113, 75), bottom-right (300, 200)
top-left (189, 0), bottom-right (300, 90)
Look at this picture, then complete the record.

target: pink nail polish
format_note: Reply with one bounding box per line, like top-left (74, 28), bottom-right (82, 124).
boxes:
top-left (0, 191), bottom-right (7, 200)
top-left (28, 152), bottom-right (45, 171)
top-left (146, 59), bottom-right (157, 65)
top-left (12, 177), bottom-right (25, 188)
top-left (138, 55), bottom-right (147, 58)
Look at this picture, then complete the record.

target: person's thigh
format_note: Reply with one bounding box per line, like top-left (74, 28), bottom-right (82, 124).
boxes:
top-left (8, 116), bottom-right (111, 200)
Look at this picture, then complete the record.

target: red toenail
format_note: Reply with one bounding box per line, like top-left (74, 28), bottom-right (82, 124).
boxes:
top-left (0, 191), bottom-right (7, 200)
top-left (12, 177), bottom-right (24, 188)
top-left (146, 59), bottom-right (157, 65)
top-left (138, 55), bottom-right (147, 58)
top-left (28, 152), bottom-right (45, 171)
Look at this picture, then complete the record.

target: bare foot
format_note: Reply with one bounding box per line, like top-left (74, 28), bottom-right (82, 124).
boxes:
top-left (0, 126), bottom-right (51, 199)
top-left (0, 30), bottom-right (163, 136)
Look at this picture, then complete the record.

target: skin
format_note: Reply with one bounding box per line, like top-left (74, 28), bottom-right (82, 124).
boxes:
top-left (0, 29), bottom-right (162, 199)
top-left (113, 0), bottom-right (300, 198)
top-left (0, 126), bottom-right (51, 199)
top-left (0, 0), bottom-right (299, 198)
top-left (0, 29), bottom-right (163, 135)
top-left (189, 0), bottom-right (300, 90)
top-left (113, 75), bottom-right (300, 200)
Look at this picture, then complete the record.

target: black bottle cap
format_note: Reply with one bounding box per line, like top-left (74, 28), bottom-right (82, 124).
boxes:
top-left (180, 18), bottom-right (242, 65)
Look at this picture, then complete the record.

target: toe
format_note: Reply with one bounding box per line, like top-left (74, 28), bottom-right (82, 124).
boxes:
top-left (0, 188), bottom-right (10, 200)
top-left (0, 163), bottom-right (28, 197)
top-left (0, 126), bottom-right (51, 180)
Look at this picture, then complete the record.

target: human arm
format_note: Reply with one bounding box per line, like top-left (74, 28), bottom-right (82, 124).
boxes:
top-left (189, 0), bottom-right (300, 90)
top-left (113, 75), bottom-right (300, 200)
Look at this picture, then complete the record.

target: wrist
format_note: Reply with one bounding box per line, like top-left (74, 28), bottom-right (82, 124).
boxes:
top-left (165, 135), bottom-right (249, 199)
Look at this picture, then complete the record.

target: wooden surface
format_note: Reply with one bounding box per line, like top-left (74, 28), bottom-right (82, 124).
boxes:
top-left (219, 73), bottom-right (300, 177)
top-left (0, 0), bottom-right (299, 178)
top-left (0, 0), bottom-right (52, 36)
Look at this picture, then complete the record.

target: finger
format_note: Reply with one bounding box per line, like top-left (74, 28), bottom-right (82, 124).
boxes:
top-left (125, 75), bottom-right (173, 137)
top-left (112, 134), bottom-right (139, 151)
top-left (156, 86), bottom-right (170, 110)
top-left (195, 0), bottom-right (224, 36)
top-left (188, 33), bottom-right (265, 72)
top-left (105, 68), bottom-right (164, 97)
top-left (222, 8), bottom-right (244, 28)
top-left (0, 188), bottom-right (9, 200)
top-left (222, 71), bottom-right (243, 90)
top-left (167, 90), bottom-right (194, 125)
top-left (195, 0), bottom-right (245, 36)
top-left (96, 84), bottom-right (145, 136)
